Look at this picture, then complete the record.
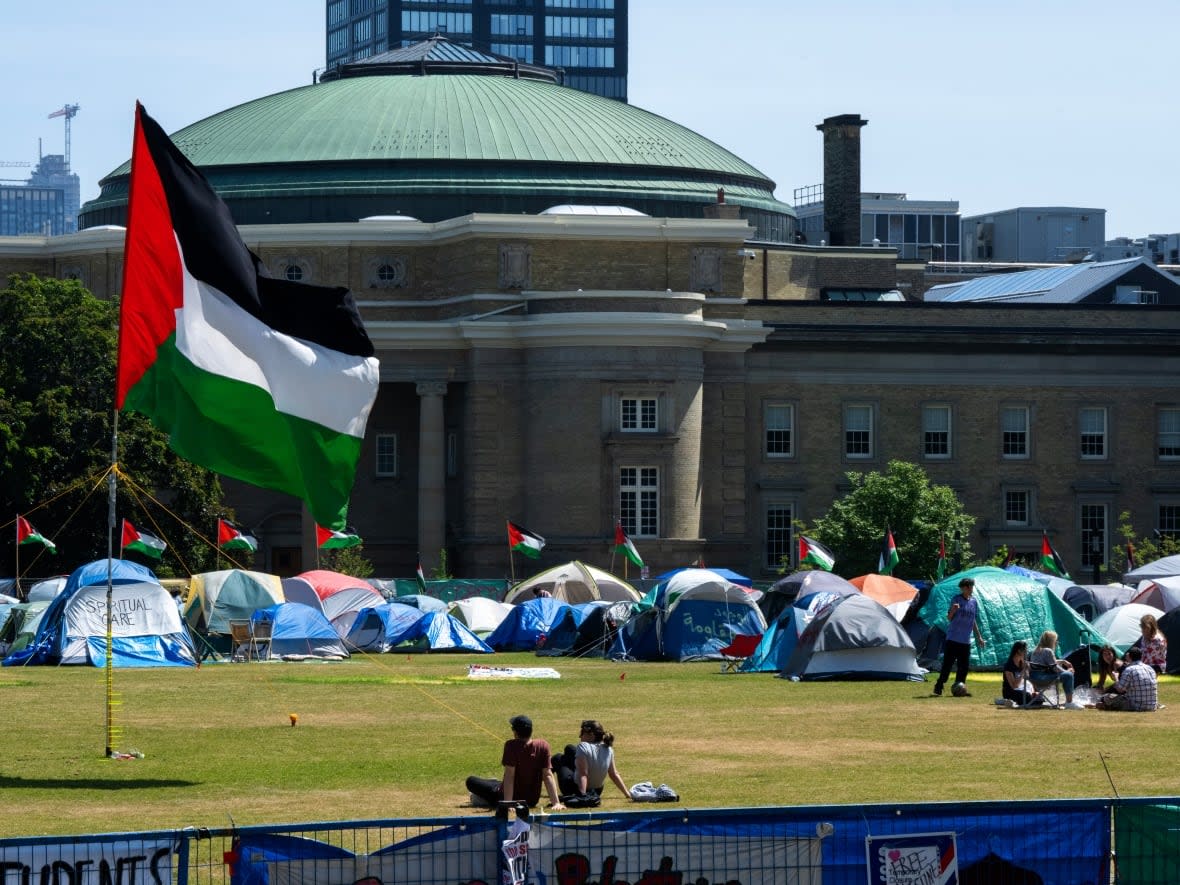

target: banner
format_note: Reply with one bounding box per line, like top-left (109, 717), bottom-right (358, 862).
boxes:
top-left (866, 832), bottom-right (957, 885)
top-left (0, 838), bottom-right (176, 885)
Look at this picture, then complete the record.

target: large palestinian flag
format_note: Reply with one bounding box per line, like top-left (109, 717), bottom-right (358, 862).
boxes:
top-left (115, 104), bottom-right (380, 530)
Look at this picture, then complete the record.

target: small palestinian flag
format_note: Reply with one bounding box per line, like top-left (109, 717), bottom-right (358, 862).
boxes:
top-left (1041, 532), bottom-right (1071, 579)
top-left (878, 527), bottom-right (899, 576)
top-left (416, 555), bottom-right (427, 592)
top-left (798, 535), bottom-right (835, 571)
top-left (507, 521), bottom-right (545, 559)
top-left (936, 534), bottom-right (947, 581)
top-left (317, 525), bottom-right (362, 549)
top-left (121, 519), bottom-right (166, 561)
top-left (217, 518), bottom-right (258, 552)
top-left (614, 522), bottom-right (644, 568)
top-left (16, 515), bottom-right (55, 553)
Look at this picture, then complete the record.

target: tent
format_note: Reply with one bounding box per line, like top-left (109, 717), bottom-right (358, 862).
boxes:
top-left (394, 594), bottom-right (449, 613)
top-left (1129, 577), bottom-right (1180, 613)
top-left (915, 566), bottom-right (1111, 670)
top-left (0, 600), bottom-right (50, 657)
top-left (448, 596), bottom-right (514, 637)
top-left (282, 570), bottom-right (385, 635)
top-left (610, 569), bottom-right (766, 662)
top-left (485, 596), bottom-right (572, 651)
top-left (344, 603), bottom-right (492, 653)
top-left (535, 600), bottom-right (636, 657)
top-left (782, 592), bottom-right (925, 681)
top-left (26, 576), bottom-right (67, 602)
top-left (1124, 553), bottom-right (1180, 583)
top-left (1155, 608), bottom-right (1180, 674)
top-left (251, 603), bottom-right (349, 659)
top-left (183, 569), bottom-right (285, 635)
top-left (759, 571), bottom-right (858, 625)
top-left (504, 561), bottom-right (641, 605)
top-left (740, 590), bottom-right (847, 673)
top-left (1091, 603), bottom-right (1165, 655)
top-left (1063, 584), bottom-right (1138, 621)
top-left (654, 567), bottom-right (753, 588)
top-left (850, 574), bottom-right (919, 622)
top-left (4, 559), bottom-right (197, 667)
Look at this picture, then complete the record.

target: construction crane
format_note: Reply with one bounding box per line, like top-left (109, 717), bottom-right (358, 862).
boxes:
top-left (47, 104), bottom-right (80, 172)
top-left (0, 161), bottom-right (31, 168)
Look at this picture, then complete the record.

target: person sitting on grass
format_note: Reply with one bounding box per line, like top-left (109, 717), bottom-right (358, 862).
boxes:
top-left (555, 719), bottom-right (632, 803)
top-left (1028, 630), bottom-right (1084, 709)
top-left (1002, 640), bottom-right (1039, 707)
top-left (1096, 644), bottom-right (1123, 691)
top-left (1097, 646), bottom-right (1159, 712)
top-left (466, 714), bottom-right (565, 811)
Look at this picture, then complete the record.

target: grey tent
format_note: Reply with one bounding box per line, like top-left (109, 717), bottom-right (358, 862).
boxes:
top-left (1124, 554), bottom-right (1180, 583)
top-left (782, 593), bottom-right (924, 681)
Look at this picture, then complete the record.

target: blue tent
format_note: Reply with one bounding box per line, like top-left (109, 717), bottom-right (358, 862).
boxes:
top-left (4, 558), bottom-right (197, 668)
top-left (655, 567), bottom-right (753, 588)
top-left (251, 603), bottom-right (349, 659)
top-left (740, 591), bottom-right (848, 673)
top-left (484, 597), bottom-right (571, 651)
top-left (345, 603), bottom-right (492, 653)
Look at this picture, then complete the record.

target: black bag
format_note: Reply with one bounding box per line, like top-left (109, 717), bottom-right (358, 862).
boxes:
top-left (561, 792), bottom-right (601, 809)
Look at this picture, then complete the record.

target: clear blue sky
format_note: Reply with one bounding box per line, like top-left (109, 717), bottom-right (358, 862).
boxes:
top-left (3, 0), bottom-right (1177, 237)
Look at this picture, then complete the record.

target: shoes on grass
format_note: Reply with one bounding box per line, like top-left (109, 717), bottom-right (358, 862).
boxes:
top-left (932, 685), bottom-right (943, 696)
top-left (1064, 700), bottom-right (1086, 710)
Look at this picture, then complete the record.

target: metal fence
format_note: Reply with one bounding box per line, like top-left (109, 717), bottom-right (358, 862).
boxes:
top-left (4, 797), bottom-right (1178, 885)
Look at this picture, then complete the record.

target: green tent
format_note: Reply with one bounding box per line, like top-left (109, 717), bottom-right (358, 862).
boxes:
top-left (918, 566), bottom-right (1110, 669)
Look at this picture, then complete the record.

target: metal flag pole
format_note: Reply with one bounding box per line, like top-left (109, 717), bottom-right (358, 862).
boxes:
top-left (105, 410), bottom-right (118, 758)
top-left (14, 515), bottom-right (20, 599)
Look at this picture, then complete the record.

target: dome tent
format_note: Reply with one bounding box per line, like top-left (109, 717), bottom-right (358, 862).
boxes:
top-left (504, 561), bottom-right (640, 606)
top-left (782, 593), bottom-right (924, 681)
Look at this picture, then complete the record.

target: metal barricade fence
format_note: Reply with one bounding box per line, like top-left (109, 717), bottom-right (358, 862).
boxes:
top-left (3, 798), bottom-right (1178, 885)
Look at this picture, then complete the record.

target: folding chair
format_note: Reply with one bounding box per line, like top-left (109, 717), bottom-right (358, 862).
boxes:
top-left (718, 632), bottom-right (762, 673)
top-left (228, 620), bottom-right (252, 661)
top-left (1025, 661), bottom-right (1065, 708)
top-left (250, 618), bottom-right (273, 661)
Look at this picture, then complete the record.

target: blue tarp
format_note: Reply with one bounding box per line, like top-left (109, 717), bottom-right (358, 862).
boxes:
top-left (485, 597), bottom-right (571, 651)
top-left (345, 603), bottom-right (492, 653)
top-left (252, 603), bottom-right (349, 658)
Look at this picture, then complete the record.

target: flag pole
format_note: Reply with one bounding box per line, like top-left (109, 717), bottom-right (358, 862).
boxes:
top-left (14, 515), bottom-right (20, 599)
top-left (105, 410), bottom-right (118, 758)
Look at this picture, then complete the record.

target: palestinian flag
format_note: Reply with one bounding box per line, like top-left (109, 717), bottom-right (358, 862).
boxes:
top-left (121, 519), bottom-right (166, 560)
top-left (317, 525), bottom-right (362, 549)
top-left (1041, 532), bottom-right (1071, 579)
top-left (416, 556), bottom-right (427, 592)
top-left (16, 515), bottom-right (55, 553)
top-left (217, 518), bottom-right (258, 552)
top-left (507, 521), bottom-right (545, 559)
top-left (614, 522), bottom-right (644, 568)
top-left (935, 533), bottom-right (947, 581)
top-left (798, 535), bottom-right (835, 571)
top-left (878, 527), bottom-right (899, 575)
top-left (115, 103), bottom-right (379, 531)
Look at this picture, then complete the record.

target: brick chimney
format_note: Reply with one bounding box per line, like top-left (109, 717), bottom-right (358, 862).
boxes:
top-left (817, 114), bottom-right (867, 247)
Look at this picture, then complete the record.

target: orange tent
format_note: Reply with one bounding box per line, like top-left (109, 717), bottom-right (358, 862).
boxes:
top-left (850, 573), bottom-right (918, 610)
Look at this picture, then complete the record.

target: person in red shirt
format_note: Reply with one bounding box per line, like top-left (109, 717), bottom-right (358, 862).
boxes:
top-left (466, 715), bottom-right (565, 810)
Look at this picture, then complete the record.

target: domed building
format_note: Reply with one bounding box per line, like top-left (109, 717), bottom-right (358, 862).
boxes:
top-left (80, 37), bottom-right (795, 243)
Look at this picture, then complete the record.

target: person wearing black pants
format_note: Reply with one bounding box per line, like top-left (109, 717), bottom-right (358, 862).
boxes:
top-left (934, 577), bottom-right (985, 696)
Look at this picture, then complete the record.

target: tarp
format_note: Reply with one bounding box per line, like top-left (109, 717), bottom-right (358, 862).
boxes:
top-left (485, 597), bottom-right (572, 651)
top-left (282, 570), bottom-right (385, 636)
top-left (612, 569), bottom-right (766, 662)
top-left (4, 558), bottom-right (197, 667)
top-left (1124, 553), bottom-right (1180, 582)
top-left (251, 603), bottom-right (349, 659)
top-left (1091, 603), bottom-right (1165, 654)
top-left (448, 596), bottom-right (513, 636)
top-left (184, 569), bottom-right (285, 635)
top-left (916, 566), bottom-right (1111, 670)
top-left (783, 593), bottom-right (925, 681)
top-left (504, 561), bottom-right (641, 605)
top-left (344, 603), bottom-right (492, 653)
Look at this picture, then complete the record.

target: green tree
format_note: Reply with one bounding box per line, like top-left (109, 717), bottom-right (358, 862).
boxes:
top-left (1115, 510), bottom-right (1180, 573)
top-left (797, 460), bottom-right (976, 579)
top-left (0, 274), bottom-right (227, 579)
top-left (321, 545), bottom-right (375, 579)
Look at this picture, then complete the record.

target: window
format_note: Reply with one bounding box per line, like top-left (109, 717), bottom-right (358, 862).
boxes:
top-left (844, 404), bottom-right (873, 458)
top-left (923, 405), bottom-right (951, 458)
top-left (492, 14), bottom-right (533, 35)
top-left (619, 467), bottom-right (658, 538)
top-left (765, 403), bottom-right (794, 458)
top-left (1159, 504), bottom-right (1180, 541)
top-left (620, 397), bottom-right (657, 432)
top-left (1002, 406), bottom-right (1030, 459)
top-left (1004, 490), bottom-right (1030, 526)
top-left (1081, 503), bottom-right (1107, 568)
top-left (1080, 407), bottom-right (1107, 459)
top-left (766, 504), bottom-right (793, 569)
top-left (1159, 408), bottom-right (1180, 459)
top-left (375, 434), bottom-right (397, 477)
top-left (284, 264), bottom-right (304, 282)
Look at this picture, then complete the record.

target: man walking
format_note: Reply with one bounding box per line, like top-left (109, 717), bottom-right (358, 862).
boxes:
top-left (933, 577), bottom-right (985, 696)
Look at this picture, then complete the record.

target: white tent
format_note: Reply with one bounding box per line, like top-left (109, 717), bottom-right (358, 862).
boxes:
top-left (1124, 554), bottom-right (1180, 582)
top-left (504, 561), bottom-right (640, 605)
top-left (1130, 577), bottom-right (1180, 613)
top-left (1091, 603), bottom-right (1166, 653)
top-left (448, 596), bottom-right (514, 636)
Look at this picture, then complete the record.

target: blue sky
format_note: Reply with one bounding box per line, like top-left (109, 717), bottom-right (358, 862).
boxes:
top-left (3, 0), bottom-right (1177, 237)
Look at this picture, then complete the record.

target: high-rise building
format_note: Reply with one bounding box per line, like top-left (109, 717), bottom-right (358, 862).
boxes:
top-left (0, 155), bottom-right (78, 237)
top-left (325, 0), bottom-right (627, 100)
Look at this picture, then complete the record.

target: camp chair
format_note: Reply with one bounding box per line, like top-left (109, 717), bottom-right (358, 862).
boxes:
top-left (229, 620), bottom-right (252, 661)
top-left (250, 618), bottom-right (273, 661)
top-left (1025, 661), bottom-right (1065, 708)
top-left (718, 632), bottom-right (762, 673)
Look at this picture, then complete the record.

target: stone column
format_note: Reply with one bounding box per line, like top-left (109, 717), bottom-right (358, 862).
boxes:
top-left (417, 381), bottom-right (447, 573)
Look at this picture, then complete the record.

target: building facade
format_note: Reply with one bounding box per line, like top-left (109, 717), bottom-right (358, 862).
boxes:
top-left (794, 191), bottom-right (962, 263)
top-left (325, 0), bottom-right (628, 100)
top-left (961, 207), bottom-right (1106, 264)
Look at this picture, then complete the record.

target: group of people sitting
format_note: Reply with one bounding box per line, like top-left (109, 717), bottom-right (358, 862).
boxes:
top-left (466, 714), bottom-right (632, 812)
top-left (1001, 614), bottom-right (1165, 712)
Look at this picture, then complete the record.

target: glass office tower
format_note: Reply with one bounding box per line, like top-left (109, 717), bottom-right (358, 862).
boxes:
top-left (326, 0), bottom-right (627, 100)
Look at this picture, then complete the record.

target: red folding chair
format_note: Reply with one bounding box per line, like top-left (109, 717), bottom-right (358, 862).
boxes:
top-left (719, 633), bottom-right (763, 673)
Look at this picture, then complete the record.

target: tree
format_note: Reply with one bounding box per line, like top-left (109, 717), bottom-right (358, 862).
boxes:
top-left (0, 274), bottom-right (227, 579)
top-left (797, 460), bottom-right (976, 579)
top-left (1115, 510), bottom-right (1180, 573)
top-left (320, 545), bottom-right (374, 579)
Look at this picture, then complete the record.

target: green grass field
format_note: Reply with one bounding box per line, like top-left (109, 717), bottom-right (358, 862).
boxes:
top-left (1, 653), bottom-right (1174, 839)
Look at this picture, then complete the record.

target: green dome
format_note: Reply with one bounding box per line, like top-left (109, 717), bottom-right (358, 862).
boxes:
top-left (81, 59), bottom-right (793, 239)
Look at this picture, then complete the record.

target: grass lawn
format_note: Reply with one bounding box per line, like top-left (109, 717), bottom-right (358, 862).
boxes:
top-left (1, 653), bottom-right (1175, 838)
